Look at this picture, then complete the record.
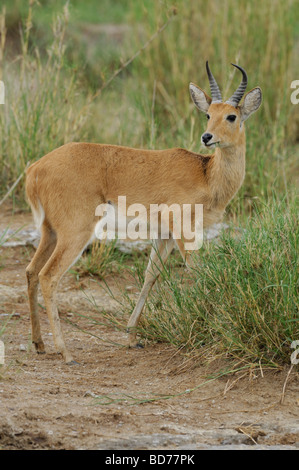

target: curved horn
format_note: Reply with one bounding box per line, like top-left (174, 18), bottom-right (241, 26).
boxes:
top-left (226, 63), bottom-right (248, 107)
top-left (206, 61), bottom-right (222, 103)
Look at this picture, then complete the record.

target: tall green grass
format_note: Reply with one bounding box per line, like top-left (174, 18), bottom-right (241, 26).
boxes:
top-left (0, 3), bottom-right (91, 201)
top-left (130, 195), bottom-right (298, 367)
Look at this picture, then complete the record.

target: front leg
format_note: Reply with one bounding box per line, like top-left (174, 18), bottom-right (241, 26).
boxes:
top-left (127, 237), bottom-right (175, 347)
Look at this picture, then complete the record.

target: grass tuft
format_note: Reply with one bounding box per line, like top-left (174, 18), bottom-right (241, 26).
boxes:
top-left (132, 196), bottom-right (299, 367)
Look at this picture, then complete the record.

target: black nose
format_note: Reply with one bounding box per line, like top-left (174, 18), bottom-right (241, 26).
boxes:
top-left (202, 133), bottom-right (213, 144)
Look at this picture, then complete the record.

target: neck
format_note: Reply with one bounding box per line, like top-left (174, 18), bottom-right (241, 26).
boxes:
top-left (208, 132), bottom-right (246, 209)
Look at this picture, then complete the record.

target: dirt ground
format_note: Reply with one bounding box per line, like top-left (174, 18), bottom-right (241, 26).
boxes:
top-left (0, 205), bottom-right (298, 450)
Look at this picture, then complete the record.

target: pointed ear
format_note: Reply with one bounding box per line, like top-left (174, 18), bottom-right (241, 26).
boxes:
top-left (239, 87), bottom-right (262, 122)
top-left (189, 83), bottom-right (212, 114)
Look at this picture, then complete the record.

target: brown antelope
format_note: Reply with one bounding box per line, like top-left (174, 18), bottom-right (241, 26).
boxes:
top-left (25, 62), bottom-right (262, 364)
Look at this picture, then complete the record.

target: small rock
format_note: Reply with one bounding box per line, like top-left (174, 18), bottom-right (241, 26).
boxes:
top-left (84, 390), bottom-right (98, 398)
top-left (13, 427), bottom-right (24, 436)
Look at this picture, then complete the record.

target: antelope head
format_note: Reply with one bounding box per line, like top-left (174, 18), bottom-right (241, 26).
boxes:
top-left (190, 62), bottom-right (262, 149)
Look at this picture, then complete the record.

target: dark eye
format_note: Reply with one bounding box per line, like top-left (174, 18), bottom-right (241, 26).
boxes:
top-left (206, 114), bottom-right (210, 120)
top-left (227, 115), bottom-right (237, 122)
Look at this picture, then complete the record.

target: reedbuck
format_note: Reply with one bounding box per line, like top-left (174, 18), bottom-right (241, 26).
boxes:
top-left (26, 62), bottom-right (262, 364)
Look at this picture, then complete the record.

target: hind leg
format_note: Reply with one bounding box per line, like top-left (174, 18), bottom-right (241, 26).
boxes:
top-left (38, 230), bottom-right (92, 363)
top-left (26, 223), bottom-right (56, 353)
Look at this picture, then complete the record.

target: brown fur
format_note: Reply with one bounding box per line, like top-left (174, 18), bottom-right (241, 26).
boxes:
top-left (25, 83), bottom-right (261, 363)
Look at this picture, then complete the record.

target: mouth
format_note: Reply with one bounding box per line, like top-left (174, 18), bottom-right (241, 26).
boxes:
top-left (204, 141), bottom-right (220, 148)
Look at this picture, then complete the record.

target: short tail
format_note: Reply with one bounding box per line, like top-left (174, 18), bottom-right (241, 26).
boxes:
top-left (25, 165), bottom-right (45, 231)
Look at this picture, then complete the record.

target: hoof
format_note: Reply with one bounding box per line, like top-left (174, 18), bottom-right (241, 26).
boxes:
top-left (128, 341), bottom-right (144, 349)
top-left (33, 341), bottom-right (45, 354)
